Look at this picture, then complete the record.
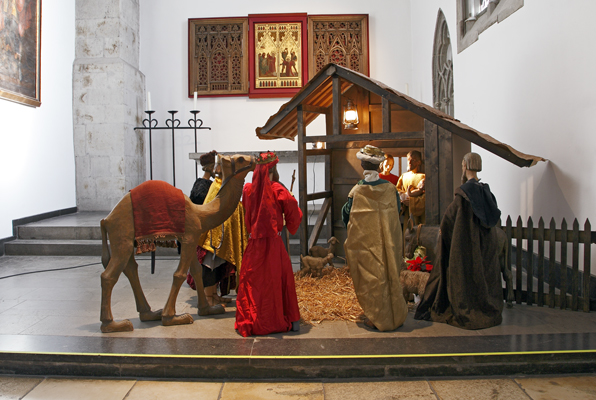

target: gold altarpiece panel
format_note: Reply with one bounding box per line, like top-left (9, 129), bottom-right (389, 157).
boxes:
top-left (188, 18), bottom-right (249, 97)
top-left (307, 15), bottom-right (369, 78)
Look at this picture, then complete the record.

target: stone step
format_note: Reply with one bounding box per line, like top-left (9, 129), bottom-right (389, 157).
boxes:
top-left (18, 225), bottom-right (102, 240)
top-left (4, 239), bottom-right (180, 257)
top-left (16, 220), bottom-right (331, 242)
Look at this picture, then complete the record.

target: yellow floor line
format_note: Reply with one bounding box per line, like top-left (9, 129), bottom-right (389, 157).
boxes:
top-left (2, 349), bottom-right (596, 359)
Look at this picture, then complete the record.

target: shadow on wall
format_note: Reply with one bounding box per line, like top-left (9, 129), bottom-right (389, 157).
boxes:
top-left (531, 161), bottom-right (575, 223)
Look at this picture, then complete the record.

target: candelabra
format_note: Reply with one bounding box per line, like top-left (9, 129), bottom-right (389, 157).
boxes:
top-left (134, 110), bottom-right (212, 186)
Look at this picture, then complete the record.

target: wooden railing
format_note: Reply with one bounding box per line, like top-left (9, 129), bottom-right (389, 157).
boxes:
top-left (502, 216), bottom-right (596, 312)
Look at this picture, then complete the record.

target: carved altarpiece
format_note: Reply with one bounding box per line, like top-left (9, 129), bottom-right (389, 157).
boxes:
top-left (308, 15), bottom-right (369, 78)
top-left (188, 18), bottom-right (249, 97)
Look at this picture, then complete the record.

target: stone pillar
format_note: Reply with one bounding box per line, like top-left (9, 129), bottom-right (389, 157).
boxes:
top-left (73, 0), bottom-right (145, 211)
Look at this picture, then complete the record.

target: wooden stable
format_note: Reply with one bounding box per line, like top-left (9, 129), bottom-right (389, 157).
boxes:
top-left (256, 64), bottom-right (543, 256)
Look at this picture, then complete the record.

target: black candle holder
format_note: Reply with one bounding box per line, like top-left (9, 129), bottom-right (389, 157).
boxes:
top-left (134, 109), bottom-right (212, 186)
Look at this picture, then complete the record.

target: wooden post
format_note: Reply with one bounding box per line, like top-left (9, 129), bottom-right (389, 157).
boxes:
top-left (515, 216), bottom-right (523, 304)
top-left (583, 219), bottom-right (591, 312)
top-left (527, 217), bottom-right (534, 306)
top-left (537, 217), bottom-right (545, 307)
top-left (382, 97), bottom-right (391, 133)
top-left (297, 105), bottom-right (308, 256)
top-left (506, 216), bottom-right (513, 302)
top-left (560, 218), bottom-right (568, 310)
top-left (572, 219), bottom-right (580, 311)
top-left (549, 218), bottom-right (556, 308)
top-left (332, 75), bottom-right (341, 136)
top-left (438, 127), bottom-right (453, 220)
top-left (424, 120), bottom-right (439, 225)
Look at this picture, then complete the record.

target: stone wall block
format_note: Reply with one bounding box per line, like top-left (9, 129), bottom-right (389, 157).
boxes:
top-left (73, 126), bottom-right (88, 157)
top-left (85, 124), bottom-right (126, 156)
top-left (76, 36), bottom-right (104, 58)
top-left (76, 18), bottom-right (120, 39)
top-left (118, 23), bottom-right (138, 67)
top-left (76, 0), bottom-right (120, 20)
top-left (89, 155), bottom-right (113, 177)
top-left (95, 176), bottom-right (126, 198)
top-left (73, 103), bottom-right (111, 126)
top-left (120, 0), bottom-right (139, 32)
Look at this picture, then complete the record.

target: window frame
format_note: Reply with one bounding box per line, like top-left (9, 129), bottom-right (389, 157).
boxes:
top-left (456, 0), bottom-right (524, 53)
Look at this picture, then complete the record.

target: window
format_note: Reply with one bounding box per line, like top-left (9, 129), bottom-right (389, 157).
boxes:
top-left (457, 0), bottom-right (523, 53)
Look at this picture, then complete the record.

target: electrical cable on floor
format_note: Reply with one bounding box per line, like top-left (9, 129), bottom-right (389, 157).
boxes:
top-left (0, 257), bottom-right (182, 280)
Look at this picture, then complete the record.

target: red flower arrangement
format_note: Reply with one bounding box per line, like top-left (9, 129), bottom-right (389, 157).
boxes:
top-left (406, 256), bottom-right (433, 272)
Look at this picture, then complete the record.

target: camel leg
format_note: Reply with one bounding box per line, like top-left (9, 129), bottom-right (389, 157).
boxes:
top-left (188, 254), bottom-right (225, 316)
top-left (122, 255), bottom-right (162, 321)
top-left (100, 246), bottom-right (134, 333)
top-left (161, 243), bottom-right (197, 326)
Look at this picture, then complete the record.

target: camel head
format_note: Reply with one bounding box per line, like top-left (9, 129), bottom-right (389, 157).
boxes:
top-left (219, 154), bottom-right (256, 187)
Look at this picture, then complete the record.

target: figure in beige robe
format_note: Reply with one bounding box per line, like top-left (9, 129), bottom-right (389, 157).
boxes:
top-left (342, 145), bottom-right (408, 331)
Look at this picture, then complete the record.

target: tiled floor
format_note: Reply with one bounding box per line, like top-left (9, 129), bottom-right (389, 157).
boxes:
top-left (2, 374), bottom-right (596, 399)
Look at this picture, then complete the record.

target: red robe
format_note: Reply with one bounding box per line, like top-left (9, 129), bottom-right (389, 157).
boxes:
top-left (235, 174), bottom-right (302, 337)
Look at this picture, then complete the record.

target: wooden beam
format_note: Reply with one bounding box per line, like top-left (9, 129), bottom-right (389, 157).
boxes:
top-left (327, 140), bottom-right (425, 150)
top-left (259, 65), bottom-right (336, 135)
top-left (303, 131), bottom-right (424, 143)
top-left (306, 191), bottom-right (333, 202)
top-left (297, 105), bottom-right (308, 256)
top-left (334, 67), bottom-right (534, 168)
top-left (333, 177), bottom-right (360, 185)
top-left (308, 197), bottom-right (332, 251)
top-left (382, 97), bottom-right (391, 133)
top-left (305, 149), bottom-right (332, 157)
top-left (302, 104), bottom-right (329, 114)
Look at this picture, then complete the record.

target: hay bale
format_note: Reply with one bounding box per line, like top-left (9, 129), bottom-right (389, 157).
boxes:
top-left (294, 266), bottom-right (363, 325)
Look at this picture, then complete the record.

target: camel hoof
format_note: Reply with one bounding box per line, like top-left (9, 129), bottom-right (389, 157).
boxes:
top-left (162, 313), bottom-right (194, 326)
top-left (506, 301), bottom-right (514, 308)
top-left (139, 309), bottom-right (163, 322)
top-left (198, 304), bottom-right (225, 316)
top-left (101, 320), bottom-right (133, 333)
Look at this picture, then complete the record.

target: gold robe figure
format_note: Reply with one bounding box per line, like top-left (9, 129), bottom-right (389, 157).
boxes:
top-left (344, 181), bottom-right (408, 332)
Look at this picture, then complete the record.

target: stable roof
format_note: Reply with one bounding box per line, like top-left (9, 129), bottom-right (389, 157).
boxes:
top-left (256, 63), bottom-right (544, 168)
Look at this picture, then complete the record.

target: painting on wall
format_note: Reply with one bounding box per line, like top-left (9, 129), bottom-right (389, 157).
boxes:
top-left (188, 17), bottom-right (249, 97)
top-left (0, 0), bottom-right (41, 107)
top-left (308, 15), bottom-right (369, 78)
top-left (248, 13), bottom-right (308, 98)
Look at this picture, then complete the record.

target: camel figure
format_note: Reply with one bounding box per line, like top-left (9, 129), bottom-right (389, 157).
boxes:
top-left (99, 154), bottom-right (255, 333)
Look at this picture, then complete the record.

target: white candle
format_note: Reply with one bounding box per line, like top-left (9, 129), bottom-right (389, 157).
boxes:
top-left (147, 91), bottom-right (152, 110)
top-left (405, 83), bottom-right (409, 96)
top-left (193, 91), bottom-right (197, 110)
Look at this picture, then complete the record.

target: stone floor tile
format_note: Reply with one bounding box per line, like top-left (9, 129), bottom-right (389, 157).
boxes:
top-left (22, 378), bottom-right (135, 400)
top-left (0, 376), bottom-right (43, 400)
top-left (19, 315), bottom-right (100, 336)
top-left (0, 313), bottom-right (48, 335)
top-left (125, 380), bottom-right (222, 400)
top-left (430, 378), bottom-right (528, 400)
top-left (516, 375), bottom-right (596, 399)
top-left (221, 382), bottom-right (324, 400)
top-left (323, 380), bottom-right (436, 400)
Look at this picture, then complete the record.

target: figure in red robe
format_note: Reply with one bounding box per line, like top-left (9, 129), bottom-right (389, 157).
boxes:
top-left (235, 151), bottom-right (303, 337)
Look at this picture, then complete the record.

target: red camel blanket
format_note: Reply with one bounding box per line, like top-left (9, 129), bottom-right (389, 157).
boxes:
top-left (129, 180), bottom-right (185, 254)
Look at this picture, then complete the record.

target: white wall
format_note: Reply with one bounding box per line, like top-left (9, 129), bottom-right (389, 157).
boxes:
top-left (139, 0), bottom-right (413, 195)
top-left (410, 1), bottom-right (596, 227)
top-left (0, 0), bottom-right (76, 239)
